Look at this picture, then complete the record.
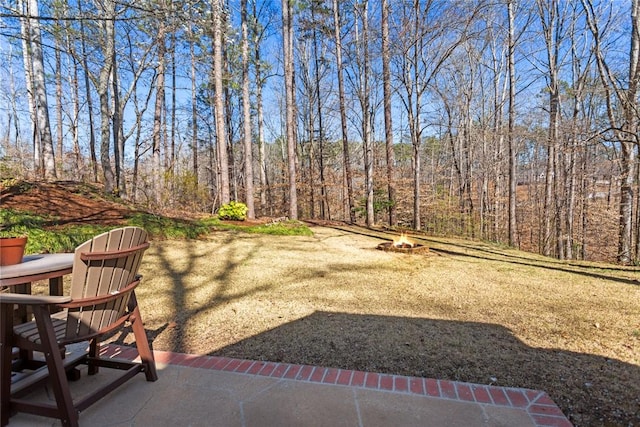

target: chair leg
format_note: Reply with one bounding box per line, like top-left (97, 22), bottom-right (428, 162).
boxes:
top-left (14, 284), bottom-right (33, 362)
top-left (88, 339), bottom-right (100, 375)
top-left (129, 306), bottom-right (157, 382)
top-left (32, 305), bottom-right (79, 427)
top-left (1, 305), bottom-right (14, 427)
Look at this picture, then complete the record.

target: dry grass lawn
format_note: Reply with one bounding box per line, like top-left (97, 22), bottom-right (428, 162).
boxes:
top-left (116, 225), bottom-right (638, 426)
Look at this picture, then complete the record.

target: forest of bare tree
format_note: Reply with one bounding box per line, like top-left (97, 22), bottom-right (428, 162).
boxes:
top-left (1, 0), bottom-right (639, 264)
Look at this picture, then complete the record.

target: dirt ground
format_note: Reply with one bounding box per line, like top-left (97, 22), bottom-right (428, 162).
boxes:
top-left (1, 181), bottom-right (134, 226)
top-left (3, 181), bottom-right (640, 426)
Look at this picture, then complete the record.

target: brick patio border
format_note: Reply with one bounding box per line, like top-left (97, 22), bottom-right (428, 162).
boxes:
top-left (101, 344), bottom-right (572, 427)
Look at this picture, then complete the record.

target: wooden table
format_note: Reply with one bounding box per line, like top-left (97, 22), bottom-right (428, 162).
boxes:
top-left (0, 253), bottom-right (74, 297)
top-left (1, 253), bottom-right (74, 337)
top-left (1, 253), bottom-right (74, 363)
top-left (1, 255), bottom-right (76, 426)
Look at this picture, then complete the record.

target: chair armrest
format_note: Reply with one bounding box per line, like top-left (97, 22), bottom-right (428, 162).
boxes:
top-left (80, 242), bottom-right (150, 261)
top-left (0, 293), bottom-right (72, 305)
top-left (59, 278), bottom-right (140, 309)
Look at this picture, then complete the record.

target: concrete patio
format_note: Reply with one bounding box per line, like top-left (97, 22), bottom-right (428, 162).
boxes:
top-left (8, 344), bottom-right (572, 426)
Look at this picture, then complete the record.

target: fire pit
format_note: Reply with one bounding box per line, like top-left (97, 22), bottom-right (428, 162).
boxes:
top-left (377, 233), bottom-right (429, 254)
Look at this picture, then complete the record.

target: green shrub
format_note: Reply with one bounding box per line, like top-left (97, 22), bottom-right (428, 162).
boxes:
top-left (217, 201), bottom-right (248, 221)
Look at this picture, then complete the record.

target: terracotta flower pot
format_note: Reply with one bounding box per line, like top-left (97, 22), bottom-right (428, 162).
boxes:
top-left (0, 236), bottom-right (28, 266)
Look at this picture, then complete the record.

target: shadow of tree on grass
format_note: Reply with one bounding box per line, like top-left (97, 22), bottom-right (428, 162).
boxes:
top-left (211, 311), bottom-right (639, 427)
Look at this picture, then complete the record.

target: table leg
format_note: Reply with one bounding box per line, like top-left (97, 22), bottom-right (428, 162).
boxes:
top-left (49, 277), bottom-right (64, 314)
top-left (11, 284), bottom-right (33, 362)
top-left (49, 277), bottom-right (64, 297)
top-left (1, 304), bottom-right (14, 426)
top-left (13, 283), bottom-right (31, 324)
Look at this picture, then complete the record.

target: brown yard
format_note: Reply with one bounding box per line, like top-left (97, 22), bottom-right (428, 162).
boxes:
top-left (3, 182), bottom-right (639, 426)
top-left (117, 226), bottom-right (638, 427)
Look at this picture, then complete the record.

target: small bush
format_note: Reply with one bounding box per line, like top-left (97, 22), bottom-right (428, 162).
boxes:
top-left (218, 201), bottom-right (248, 221)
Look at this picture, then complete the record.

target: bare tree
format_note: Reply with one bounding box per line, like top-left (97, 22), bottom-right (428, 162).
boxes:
top-left (53, 10), bottom-right (63, 170)
top-left (151, 3), bottom-right (167, 203)
top-left (242, 0), bottom-right (255, 218)
top-left (77, 0), bottom-right (98, 182)
top-left (187, 21), bottom-right (199, 186)
top-left (251, 0), bottom-right (275, 215)
top-left (169, 9), bottom-right (177, 185)
top-left (332, 0), bottom-right (355, 223)
top-left (93, 0), bottom-right (117, 193)
top-left (353, 0), bottom-right (374, 226)
top-left (282, 0), bottom-right (298, 219)
top-left (396, 1), bottom-right (471, 230)
top-left (311, 3), bottom-right (328, 220)
top-left (64, 2), bottom-right (83, 175)
top-left (508, 0), bottom-right (518, 247)
top-left (296, 31), bottom-right (317, 218)
top-left (582, 0), bottom-right (639, 263)
top-left (18, 0), bottom-right (38, 174)
top-left (382, 0), bottom-right (396, 227)
top-left (19, 0), bottom-right (56, 180)
top-left (112, 43), bottom-right (124, 196)
top-left (537, 0), bottom-right (568, 258)
top-left (113, 26), bottom-right (156, 199)
top-left (212, 0), bottom-right (231, 206)
top-left (562, 2), bottom-right (592, 260)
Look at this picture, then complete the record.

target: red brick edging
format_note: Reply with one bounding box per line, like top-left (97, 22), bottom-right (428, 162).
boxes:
top-left (101, 344), bottom-right (572, 427)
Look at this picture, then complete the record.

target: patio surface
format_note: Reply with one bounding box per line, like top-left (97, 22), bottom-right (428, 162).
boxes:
top-left (8, 344), bottom-right (573, 426)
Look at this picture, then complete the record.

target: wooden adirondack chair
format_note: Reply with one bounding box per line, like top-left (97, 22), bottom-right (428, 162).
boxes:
top-left (0, 227), bottom-right (157, 427)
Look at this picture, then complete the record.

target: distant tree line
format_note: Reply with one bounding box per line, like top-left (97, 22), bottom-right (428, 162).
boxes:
top-left (1, 0), bottom-right (639, 264)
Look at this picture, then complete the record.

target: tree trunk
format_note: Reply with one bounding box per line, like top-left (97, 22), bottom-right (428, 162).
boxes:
top-left (188, 22), bottom-right (198, 185)
top-left (152, 14), bottom-right (166, 204)
top-left (508, 0), bottom-right (517, 247)
top-left (256, 65), bottom-right (268, 215)
top-left (242, 0), bottom-right (255, 219)
top-left (170, 28), bottom-right (177, 184)
top-left (252, 6), bottom-right (268, 215)
top-left (54, 15), bottom-right (63, 171)
top-left (567, 31), bottom-right (589, 259)
top-left (361, 0), bottom-right (374, 227)
top-left (332, 0), bottom-right (355, 223)
top-left (312, 7), bottom-right (328, 220)
top-left (111, 47), bottom-right (125, 197)
top-left (282, 0), bottom-right (298, 219)
top-left (618, 141), bottom-right (636, 263)
top-left (635, 148), bottom-right (640, 261)
top-left (78, 0), bottom-right (98, 182)
top-left (21, 0), bottom-right (56, 180)
top-left (65, 8), bottom-right (82, 175)
top-left (538, 0), bottom-right (562, 258)
top-left (214, 0), bottom-right (231, 206)
top-left (18, 0), bottom-right (39, 175)
top-left (97, 0), bottom-right (115, 193)
top-left (382, 0), bottom-right (396, 227)
top-left (582, 0), bottom-right (639, 263)
top-left (620, 0), bottom-right (640, 263)
top-left (31, 0), bottom-right (56, 180)
top-left (225, 81), bottom-right (236, 201)
top-left (412, 0), bottom-right (421, 231)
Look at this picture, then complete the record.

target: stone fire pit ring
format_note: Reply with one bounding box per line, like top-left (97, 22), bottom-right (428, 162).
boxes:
top-left (376, 241), bottom-right (429, 254)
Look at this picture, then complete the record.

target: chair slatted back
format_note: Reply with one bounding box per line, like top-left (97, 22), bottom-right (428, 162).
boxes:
top-left (65, 227), bottom-right (148, 340)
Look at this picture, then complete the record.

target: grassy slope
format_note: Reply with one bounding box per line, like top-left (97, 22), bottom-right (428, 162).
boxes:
top-left (4, 182), bottom-right (638, 425)
top-left (92, 225), bottom-right (640, 427)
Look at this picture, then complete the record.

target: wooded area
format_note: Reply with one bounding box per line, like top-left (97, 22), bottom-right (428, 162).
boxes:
top-left (1, 0), bottom-right (639, 264)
